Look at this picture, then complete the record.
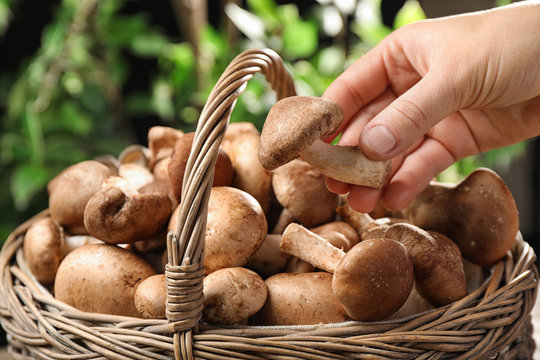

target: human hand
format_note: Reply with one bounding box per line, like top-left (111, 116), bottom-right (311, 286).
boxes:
top-left (323, 1), bottom-right (540, 213)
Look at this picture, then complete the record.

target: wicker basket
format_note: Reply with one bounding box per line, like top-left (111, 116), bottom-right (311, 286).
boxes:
top-left (0, 48), bottom-right (538, 360)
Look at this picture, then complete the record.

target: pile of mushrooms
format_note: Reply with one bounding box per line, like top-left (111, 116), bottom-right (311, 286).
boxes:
top-left (22, 95), bottom-right (520, 325)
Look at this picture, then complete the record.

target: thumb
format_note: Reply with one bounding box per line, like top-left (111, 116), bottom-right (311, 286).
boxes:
top-left (359, 72), bottom-right (456, 160)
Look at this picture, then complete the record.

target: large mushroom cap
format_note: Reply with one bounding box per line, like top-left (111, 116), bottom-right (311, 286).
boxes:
top-left (259, 96), bottom-right (343, 170)
top-left (397, 167), bottom-right (519, 266)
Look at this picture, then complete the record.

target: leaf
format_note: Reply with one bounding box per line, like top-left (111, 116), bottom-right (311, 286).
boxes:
top-left (0, 133), bottom-right (30, 164)
top-left (45, 134), bottom-right (89, 164)
top-left (314, 46), bottom-right (346, 76)
top-left (393, 0), bottom-right (425, 28)
top-left (131, 31), bottom-right (169, 57)
top-left (282, 20), bottom-right (318, 59)
top-left (104, 15), bottom-right (148, 48)
top-left (58, 102), bottom-right (93, 135)
top-left (246, 0), bottom-right (279, 28)
top-left (10, 163), bottom-right (50, 211)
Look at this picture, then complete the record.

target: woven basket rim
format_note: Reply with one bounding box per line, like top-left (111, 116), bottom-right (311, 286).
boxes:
top-left (0, 48), bottom-right (538, 360)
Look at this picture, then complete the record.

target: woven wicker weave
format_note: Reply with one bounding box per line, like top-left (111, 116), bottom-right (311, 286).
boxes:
top-left (0, 48), bottom-right (538, 360)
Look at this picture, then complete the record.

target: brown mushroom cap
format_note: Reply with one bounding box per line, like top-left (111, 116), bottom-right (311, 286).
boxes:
top-left (259, 96), bottom-right (343, 170)
top-left (396, 168), bottom-right (519, 266)
top-left (203, 267), bottom-right (267, 325)
top-left (272, 159), bottom-right (338, 228)
top-left (169, 186), bottom-right (267, 274)
top-left (48, 160), bottom-right (114, 228)
top-left (222, 124), bottom-right (273, 213)
top-left (23, 217), bottom-right (64, 285)
top-left (332, 238), bottom-right (414, 321)
top-left (375, 223), bottom-right (468, 307)
top-left (147, 126), bottom-right (184, 167)
top-left (280, 224), bottom-right (414, 321)
top-left (134, 274), bottom-right (167, 319)
top-left (251, 272), bottom-right (349, 325)
top-left (84, 180), bottom-right (172, 244)
top-left (54, 244), bottom-right (156, 317)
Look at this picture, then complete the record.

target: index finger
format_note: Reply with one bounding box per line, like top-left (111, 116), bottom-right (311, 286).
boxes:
top-left (322, 46), bottom-right (389, 138)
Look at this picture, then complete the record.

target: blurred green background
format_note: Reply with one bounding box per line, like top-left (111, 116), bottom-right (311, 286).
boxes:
top-left (0, 0), bottom-right (532, 246)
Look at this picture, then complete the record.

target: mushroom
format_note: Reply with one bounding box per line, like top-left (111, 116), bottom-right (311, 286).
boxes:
top-left (362, 223), bottom-right (468, 307)
top-left (117, 145), bottom-right (155, 190)
top-left (62, 235), bottom-right (103, 257)
top-left (23, 217), bottom-right (64, 285)
top-left (168, 132), bottom-right (234, 202)
top-left (258, 96), bottom-right (391, 188)
top-left (168, 186), bottom-right (267, 275)
top-left (222, 122), bottom-right (273, 213)
top-left (118, 144), bottom-right (150, 167)
top-left (54, 244), bottom-right (156, 317)
top-left (134, 274), bottom-right (167, 319)
top-left (280, 223), bottom-right (414, 321)
top-left (203, 267), bottom-right (267, 325)
top-left (336, 201), bottom-right (408, 240)
top-left (251, 272), bottom-right (349, 325)
top-left (310, 221), bottom-right (359, 252)
top-left (271, 158), bottom-right (338, 233)
top-left (283, 221), bottom-right (359, 276)
top-left (246, 234), bottom-right (291, 279)
top-left (48, 160), bottom-right (115, 228)
top-left (393, 168), bottom-right (519, 266)
top-left (147, 126), bottom-right (184, 167)
top-left (388, 284), bottom-right (433, 320)
top-left (84, 177), bottom-right (172, 244)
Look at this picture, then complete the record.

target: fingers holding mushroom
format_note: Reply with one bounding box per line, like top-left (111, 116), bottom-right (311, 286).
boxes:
top-left (258, 96), bottom-right (391, 188)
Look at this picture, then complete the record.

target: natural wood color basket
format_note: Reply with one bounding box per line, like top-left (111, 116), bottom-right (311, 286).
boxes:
top-left (0, 48), bottom-right (538, 360)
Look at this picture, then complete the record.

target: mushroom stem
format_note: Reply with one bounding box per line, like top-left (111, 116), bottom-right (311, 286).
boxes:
top-left (280, 223), bottom-right (345, 274)
top-left (299, 140), bottom-right (391, 188)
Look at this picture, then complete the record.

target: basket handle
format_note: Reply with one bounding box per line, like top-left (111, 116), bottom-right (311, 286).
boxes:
top-left (164, 48), bottom-right (296, 357)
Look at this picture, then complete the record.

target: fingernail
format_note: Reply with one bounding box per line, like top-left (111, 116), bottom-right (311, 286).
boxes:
top-left (363, 126), bottom-right (396, 155)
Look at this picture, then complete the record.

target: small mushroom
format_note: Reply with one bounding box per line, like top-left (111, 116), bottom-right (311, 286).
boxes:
top-left (62, 235), bottom-right (103, 257)
top-left (271, 159), bottom-right (338, 233)
top-left (23, 217), bottom-right (64, 285)
top-left (48, 160), bottom-right (115, 228)
top-left (246, 234), bottom-right (291, 279)
top-left (363, 223), bottom-right (468, 307)
top-left (388, 284), bottom-right (433, 320)
top-left (203, 267), bottom-right (267, 325)
top-left (134, 274), bottom-right (167, 319)
top-left (168, 132), bottom-right (234, 202)
top-left (336, 201), bottom-right (408, 240)
top-left (251, 272), bottom-right (349, 325)
top-left (118, 144), bottom-right (150, 167)
top-left (54, 244), bottom-right (156, 317)
top-left (280, 223), bottom-right (414, 321)
top-left (84, 177), bottom-right (172, 244)
top-left (394, 168), bottom-right (519, 266)
top-left (258, 96), bottom-right (391, 188)
top-left (147, 126), bottom-right (184, 167)
top-left (222, 123), bottom-right (273, 213)
top-left (168, 186), bottom-right (267, 274)
top-left (310, 221), bottom-right (359, 252)
top-left (283, 221), bottom-right (359, 275)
